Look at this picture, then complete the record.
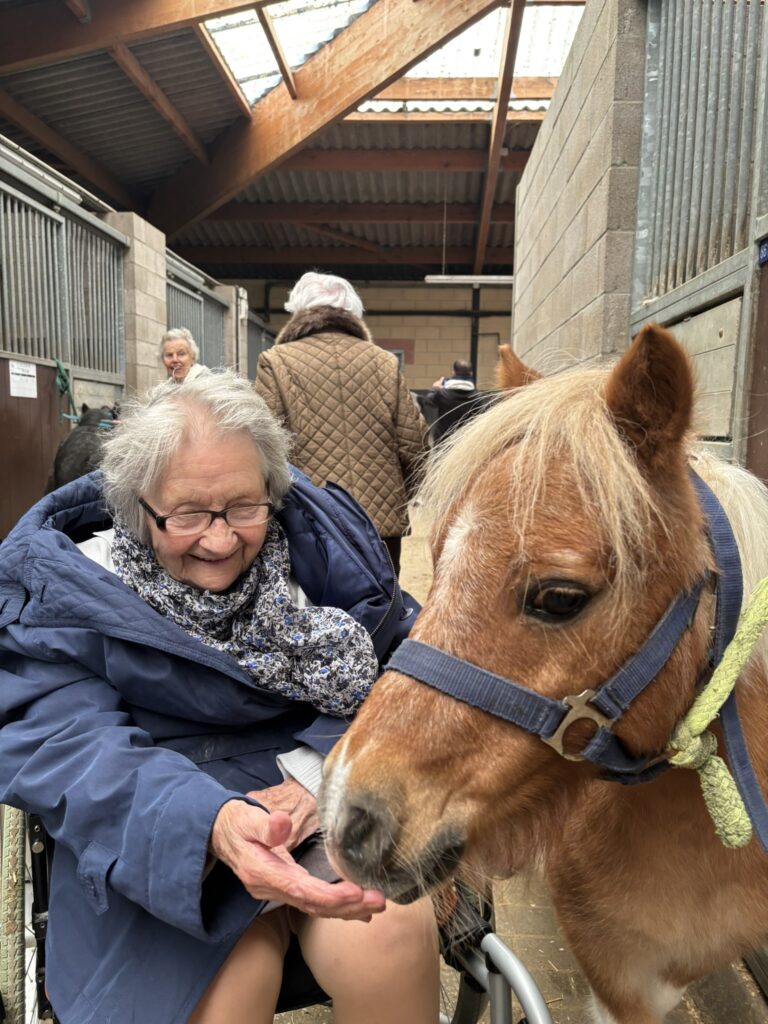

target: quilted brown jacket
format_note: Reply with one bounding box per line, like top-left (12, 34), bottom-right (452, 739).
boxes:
top-left (255, 306), bottom-right (428, 537)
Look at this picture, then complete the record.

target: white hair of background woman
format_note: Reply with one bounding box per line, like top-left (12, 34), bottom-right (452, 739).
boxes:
top-left (159, 327), bottom-right (200, 361)
top-left (101, 370), bottom-right (292, 543)
top-left (284, 272), bottom-right (365, 320)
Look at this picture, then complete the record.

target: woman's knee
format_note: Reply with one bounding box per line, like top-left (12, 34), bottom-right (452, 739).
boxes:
top-left (294, 896), bottom-right (438, 982)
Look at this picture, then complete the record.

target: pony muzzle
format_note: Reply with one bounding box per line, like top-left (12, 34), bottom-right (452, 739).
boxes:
top-left (325, 787), bottom-right (467, 901)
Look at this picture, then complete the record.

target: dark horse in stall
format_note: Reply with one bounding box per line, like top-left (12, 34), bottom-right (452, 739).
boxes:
top-left (46, 404), bottom-right (119, 493)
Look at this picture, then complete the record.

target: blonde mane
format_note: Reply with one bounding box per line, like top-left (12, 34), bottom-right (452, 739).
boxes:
top-left (417, 366), bottom-right (768, 674)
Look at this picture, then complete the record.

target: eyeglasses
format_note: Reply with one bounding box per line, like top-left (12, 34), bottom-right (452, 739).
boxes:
top-left (138, 497), bottom-right (274, 535)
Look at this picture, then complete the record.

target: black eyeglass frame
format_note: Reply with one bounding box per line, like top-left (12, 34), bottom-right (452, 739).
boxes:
top-left (138, 497), bottom-right (274, 533)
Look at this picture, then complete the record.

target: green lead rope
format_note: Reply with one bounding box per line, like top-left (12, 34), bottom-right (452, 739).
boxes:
top-left (667, 575), bottom-right (768, 849)
top-left (54, 358), bottom-right (78, 417)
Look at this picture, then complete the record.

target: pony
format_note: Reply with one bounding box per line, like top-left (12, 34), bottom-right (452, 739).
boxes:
top-left (320, 324), bottom-right (768, 1024)
top-left (46, 403), bottom-right (119, 493)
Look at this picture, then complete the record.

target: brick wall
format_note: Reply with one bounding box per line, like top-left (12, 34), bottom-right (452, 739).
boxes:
top-left (512, 0), bottom-right (646, 367)
top-left (233, 281), bottom-right (513, 391)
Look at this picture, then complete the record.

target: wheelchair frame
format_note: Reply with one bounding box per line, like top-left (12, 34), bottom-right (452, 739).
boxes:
top-left (0, 811), bottom-right (553, 1024)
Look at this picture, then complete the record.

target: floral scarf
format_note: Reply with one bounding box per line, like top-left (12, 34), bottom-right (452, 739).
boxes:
top-left (111, 518), bottom-right (378, 716)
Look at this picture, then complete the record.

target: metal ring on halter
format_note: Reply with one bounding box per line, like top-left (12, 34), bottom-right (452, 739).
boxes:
top-left (540, 689), bottom-right (614, 761)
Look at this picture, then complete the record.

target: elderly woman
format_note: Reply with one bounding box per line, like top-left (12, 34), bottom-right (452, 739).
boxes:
top-left (0, 372), bottom-right (438, 1023)
top-left (255, 272), bottom-right (428, 576)
top-left (161, 326), bottom-right (206, 382)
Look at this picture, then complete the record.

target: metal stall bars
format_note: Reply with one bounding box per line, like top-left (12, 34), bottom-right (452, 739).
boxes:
top-left (0, 158), bottom-right (126, 378)
top-left (631, 0), bottom-right (768, 462)
top-left (166, 250), bottom-right (229, 369)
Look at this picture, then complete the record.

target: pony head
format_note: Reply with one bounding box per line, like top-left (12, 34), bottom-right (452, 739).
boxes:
top-left (321, 325), bottom-right (724, 897)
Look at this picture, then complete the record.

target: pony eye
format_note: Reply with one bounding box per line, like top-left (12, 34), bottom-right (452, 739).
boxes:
top-left (523, 582), bottom-right (592, 623)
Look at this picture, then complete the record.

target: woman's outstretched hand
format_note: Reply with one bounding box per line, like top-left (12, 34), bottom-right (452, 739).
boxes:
top-left (210, 797), bottom-right (386, 921)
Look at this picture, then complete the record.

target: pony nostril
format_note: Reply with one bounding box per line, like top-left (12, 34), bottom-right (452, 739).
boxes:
top-left (338, 800), bottom-right (398, 871)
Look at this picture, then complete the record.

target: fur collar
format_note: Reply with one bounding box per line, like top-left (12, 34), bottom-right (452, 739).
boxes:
top-left (276, 305), bottom-right (373, 345)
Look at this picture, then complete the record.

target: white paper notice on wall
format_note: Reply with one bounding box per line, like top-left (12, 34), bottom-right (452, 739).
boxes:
top-left (9, 360), bottom-right (37, 399)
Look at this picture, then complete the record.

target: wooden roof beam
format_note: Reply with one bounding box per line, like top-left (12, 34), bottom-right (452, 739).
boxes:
top-left (278, 148), bottom-right (529, 174)
top-left (176, 245), bottom-right (513, 266)
top-left (0, 0), bottom-right (275, 74)
top-left (193, 25), bottom-right (253, 119)
top-left (0, 89), bottom-right (136, 209)
top-left (63, 0), bottom-right (91, 23)
top-left (148, 0), bottom-right (508, 236)
top-left (210, 202), bottom-right (516, 224)
top-left (375, 76), bottom-right (556, 101)
top-left (298, 224), bottom-right (410, 265)
top-left (474, 0), bottom-right (525, 274)
top-left (257, 7), bottom-right (297, 100)
top-left (109, 43), bottom-right (208, 164)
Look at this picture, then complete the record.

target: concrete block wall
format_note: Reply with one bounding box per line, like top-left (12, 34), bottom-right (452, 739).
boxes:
top-left (512, 0), bottom-right (646, 367)
top-left (104, 211), bottom-right (168, 396)
top-left (235, 281), bottom-right (513, 391)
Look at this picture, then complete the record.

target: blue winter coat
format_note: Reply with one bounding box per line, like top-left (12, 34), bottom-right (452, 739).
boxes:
top-left (0, 471), bottom-right (418, 1023)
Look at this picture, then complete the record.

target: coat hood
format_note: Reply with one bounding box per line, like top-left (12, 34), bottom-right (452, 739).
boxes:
top-left (275, 305), bottom-right (373, 345)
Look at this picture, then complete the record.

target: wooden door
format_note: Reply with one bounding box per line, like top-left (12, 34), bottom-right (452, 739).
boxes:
top-left (0, 358), bottom-right (68, 539)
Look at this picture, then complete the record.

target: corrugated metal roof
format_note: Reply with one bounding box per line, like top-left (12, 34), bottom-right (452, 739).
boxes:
top-left (407, 5), bottom-right (583, 79)
top-left (205, 0), bottom-right (377, 103)
top-left (0, 31), bottom-right (243, 192)
top-left (357, 99), bottom-right (550, 114)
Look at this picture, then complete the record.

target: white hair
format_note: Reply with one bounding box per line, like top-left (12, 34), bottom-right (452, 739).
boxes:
top-left (160, 327), bottom-right (199, 361)
top-left (101, 370), bottom-right (292, 543)
top-left (284, 272), bottom-right (365, 319)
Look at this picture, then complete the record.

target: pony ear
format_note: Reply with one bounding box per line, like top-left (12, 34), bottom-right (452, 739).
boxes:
top-left (81, 403), bottom-right (89, 413)
top-left (496, 345), bottom-right (541, 390)
top-left (604, 324), bottom-right (693, 467)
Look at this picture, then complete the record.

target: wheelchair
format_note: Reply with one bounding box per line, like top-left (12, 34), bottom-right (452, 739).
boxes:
top-left (0, 807), bottom-right (553, 1024)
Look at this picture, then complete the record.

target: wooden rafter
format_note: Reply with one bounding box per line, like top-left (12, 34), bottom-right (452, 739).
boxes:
top-left (211, 202), bottom-right (516, 224)
top-left (278, 148), bottom-right (529, 174)
top-left (0, 89), bottom-right (135, 208)
top-left (0, 0), bottom-right (275, 74)
top-left (147, 0), bottom-right (508, 236)
top-left (63, 0), bottom-right (90, 23)
top-left (109, 43), bottom-right (209, 164)
top-left (193, 25), bottom-right (252, 119)
top-left (345, 110), bottom-right (544, 124)
top-left (298, 224), bottom-right (413, 265)
top-left (474, 0), bottom-right (526, 274)
top-left (176, 245), bottom-right (512, 266)
top-left (257, 7), bottom-right (297, 100)
top-left (375, 76), bottom-right (556, 101)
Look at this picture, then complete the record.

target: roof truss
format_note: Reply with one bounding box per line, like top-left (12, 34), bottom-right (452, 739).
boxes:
top-left (175, 245), bottom-right (512, 266)
top-left (375, 76), bottom-right (556, 101)
top-left (210, 202), bottom-right (516, 224)
top-left (474, 0), bottom-right (526, 273)
top-left (277, 149), bottom-right (529, 173)
top-left (257, 6), bottom-right (297, 100)
top-left (0, 0), bottom-right (275, 74)
top-left (148, 0), bottom-right (508, 236)
top-left (109, 43), bottom-right (209, 164)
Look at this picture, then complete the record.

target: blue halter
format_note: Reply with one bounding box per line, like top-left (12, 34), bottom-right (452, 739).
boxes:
top-left (385, 473), bottom-right (768, 852)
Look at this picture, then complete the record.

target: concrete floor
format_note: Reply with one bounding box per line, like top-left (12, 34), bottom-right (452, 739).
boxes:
top-left (279, 513), bottom-right (768, 1024)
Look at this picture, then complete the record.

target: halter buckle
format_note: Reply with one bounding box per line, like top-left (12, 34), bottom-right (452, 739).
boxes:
top-left (541, 689), bottom-right (614, 762)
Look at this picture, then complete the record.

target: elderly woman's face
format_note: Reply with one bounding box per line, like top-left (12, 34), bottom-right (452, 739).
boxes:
top-left (144, 432), bottom-right (270, 591)
top-left (162, 341), bottom-right (195, 381)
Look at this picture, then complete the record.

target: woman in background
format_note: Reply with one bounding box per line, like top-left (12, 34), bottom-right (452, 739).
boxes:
top-left (255, 272), bottom-right (428, 575)
top-left (161, 327), bottom-right (206, 382)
